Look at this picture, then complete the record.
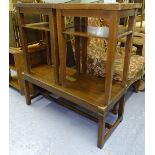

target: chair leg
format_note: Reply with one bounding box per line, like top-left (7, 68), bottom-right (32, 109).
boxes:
top-left (97, 113), bottom-right (105, 149)
top-left (118, 95), bottom-right (125, 122)
top-left (24, 80), bottom-right (31, 105)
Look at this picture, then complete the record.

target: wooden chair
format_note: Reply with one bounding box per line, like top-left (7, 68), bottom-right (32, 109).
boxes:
top-left (129, 0), bottom-right (145, 28)
top-left (9, 43), bottom-right (47, 94)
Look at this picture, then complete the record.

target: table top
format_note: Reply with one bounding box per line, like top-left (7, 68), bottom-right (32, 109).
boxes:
top-left (14, 3), bottom-right (141, 10)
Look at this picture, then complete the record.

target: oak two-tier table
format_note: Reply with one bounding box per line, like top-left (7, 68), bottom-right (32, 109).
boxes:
top-left (15, 3), bottom-right (141, 148)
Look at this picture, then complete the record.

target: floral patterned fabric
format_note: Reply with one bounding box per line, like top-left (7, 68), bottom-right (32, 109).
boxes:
top-left (65, 16), bottom-right (74, 27)
top-left (114, 55), bottom-right (145, 86)
top-left (87, 18), bottom-right (145, 86)
top-left (88, 18), bottom-right (109, 27)
top-left (87, 40), bottom-right (144, 85)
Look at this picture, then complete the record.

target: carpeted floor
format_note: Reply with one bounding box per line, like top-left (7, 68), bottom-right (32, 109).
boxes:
top-left (9, 88), bottom-right (145, 155)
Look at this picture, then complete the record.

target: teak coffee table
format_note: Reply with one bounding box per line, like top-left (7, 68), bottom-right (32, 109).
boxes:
top-left (15, 3), bottom-right (141, 148)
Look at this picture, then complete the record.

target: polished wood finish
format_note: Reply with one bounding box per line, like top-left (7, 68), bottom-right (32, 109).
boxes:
top-left (56, 9), bottom-right (66, 86)
top-left (56, 5), bottom-right (138, 106)
top-left (104, 14), bottom-right (119, 105)
top-left (16, 6), bottom-right (59, 84)
top-left (74, 17), bottom-right (81, 74)
top-left (129, 0), bottom-right (145, 28)
top-left (14, 3), bottom-right (140, 149)
top-left (24, 79), bottom-right (31, 105)
top-left (22, 22), bottom-right (50, 31)
top-left (63, 26), bottom-right (132, 39)
top-left (49, 10), bottom-right (59, 84)
top-left (45, 31), bottom-right (51, 65)
top-left (23, 65), bottom-right (125, 112)
top-left (118, 95), bottom-right (125, 121)
top-left (9, 48), bottom-right (25, 94)
top-left (81, 17), bottom-right (88, 73)
top-left (98, 113), bottom-right (105, 148)
top-left (9, 75), bottom-right (20, 90)
top-left (17, 9), bottom-right (30, 73)
top-left (122, 14), bottom-right (136, 87)
top-left (56, 4), bottom-right (138, 148)
top-left (15, 3), bottom-right (141, 10)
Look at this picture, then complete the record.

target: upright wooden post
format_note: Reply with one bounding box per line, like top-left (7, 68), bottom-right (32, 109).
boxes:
top-left (118, 95), bottom-right (125, 122)
top-left (24, 80), bottom-right (31, 105)
top-left (122, 13), bottom-right (136, 87)
top-left (49, 10), bottom-right (59, 84)
top-left (105, 14), bottom-right (119, 105)
top-left (56, 9), bottom-right (66, 86)
top-left (45, 31), bottom-right (51, 65)
top-left (81, 17), bottom-right (88, 73)
top-left (140, 0), bottom-right (144, 28)
top-left (17, 8), bottom-right (31, 73)
top-left (74, 17), bottom-right (81, 74)
top-left (97, 113), bottom-right (105, 149)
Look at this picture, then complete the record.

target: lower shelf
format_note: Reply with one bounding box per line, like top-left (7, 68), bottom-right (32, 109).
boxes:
top-left (23, 64), bottom-right (125, 113)
top-left (9, 75), bottom-right (20, 90)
